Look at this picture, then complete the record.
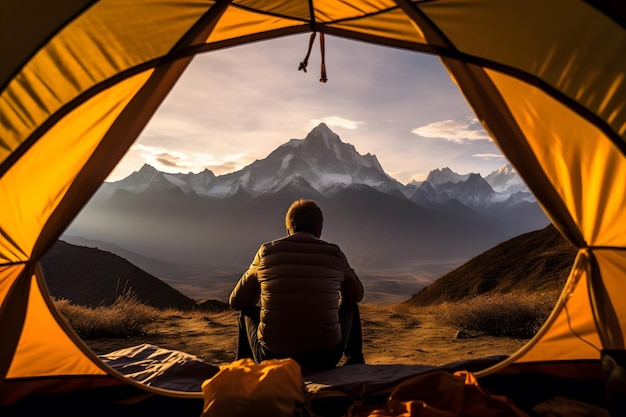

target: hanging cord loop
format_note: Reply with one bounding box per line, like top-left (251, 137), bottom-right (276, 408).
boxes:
top-left (298, 32), bottom-right (328, 83)
top-left (298, 32), bottom-right (317, 73)
top-left (319, 32), bottom-right (327, 83)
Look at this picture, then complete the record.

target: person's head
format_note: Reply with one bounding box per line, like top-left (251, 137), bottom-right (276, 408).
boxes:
top-left (285, 199), bottom-right (323, 237)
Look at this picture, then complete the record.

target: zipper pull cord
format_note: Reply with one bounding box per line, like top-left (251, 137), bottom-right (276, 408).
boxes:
top-left (319, 32), bottom-right (327, 83)
top-left (298, 32), bottom-right (317, 73)
top-left (298, 32), bottom-right (328, 83)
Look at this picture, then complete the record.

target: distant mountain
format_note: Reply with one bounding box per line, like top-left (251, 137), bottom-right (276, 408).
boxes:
top-left (407, 167), bottom-right (545, 237)
top-left (485, 164), bottom-right (528, 194)
top-left (40, 241), bottom-right (200, 309)
top-left (425, 167), bottom-right (470, 185)
top-left (65, 124), bottom-right (550, 300)
top-left (405, 224), bottom-right (577, 306)
top-left (97, 124), bottom-right (532, 208)
top-left (410, 173), bottom-right (495, 208)
top-left (98, 123), bottom-right (403, 199)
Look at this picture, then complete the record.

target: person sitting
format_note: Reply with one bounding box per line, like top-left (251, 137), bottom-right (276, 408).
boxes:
top-left (229, 198), bottom-right (365, 374)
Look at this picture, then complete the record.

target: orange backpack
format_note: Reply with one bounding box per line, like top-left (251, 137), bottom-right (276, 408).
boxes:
top-left (201, 358), bottom-right (310, 417)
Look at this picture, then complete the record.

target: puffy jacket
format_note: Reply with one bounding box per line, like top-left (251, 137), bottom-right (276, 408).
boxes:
top-left (229, 232), bottom-right (363, 356)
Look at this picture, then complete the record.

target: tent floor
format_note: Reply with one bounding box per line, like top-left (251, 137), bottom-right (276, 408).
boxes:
top-left (2, 346), bottom-right (620, 416)
top-left (0, 385), bottom-right (205, 417)
top-left (1, 369), bottom-right (614, 417)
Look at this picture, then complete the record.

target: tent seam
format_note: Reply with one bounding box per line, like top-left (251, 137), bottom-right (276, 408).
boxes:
top-left (0, 1), bottom-right (99, 96)
top-left (232, 2), bottom-right (400, 26)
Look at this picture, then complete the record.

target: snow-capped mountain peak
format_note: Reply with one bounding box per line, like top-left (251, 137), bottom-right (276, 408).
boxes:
top-left (425, 167), bottom-right (470, 185)
top-left (484, 163), bottom-right (526, 193)
top-left (115, 163), bottom-right (177, 193)
top-left (408, 164), bottom-right (533, 210)
top-left (301, 123), bottom-right (384, 172)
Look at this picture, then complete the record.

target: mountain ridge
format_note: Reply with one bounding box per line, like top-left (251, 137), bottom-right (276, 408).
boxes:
top-left (101, 123), bottom-right (527, 203)
top-left (65, 124), bottom-right (550, 300)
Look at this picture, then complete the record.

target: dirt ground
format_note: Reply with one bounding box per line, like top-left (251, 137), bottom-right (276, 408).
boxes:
top-left (85, 303), bottom-right (528, 368)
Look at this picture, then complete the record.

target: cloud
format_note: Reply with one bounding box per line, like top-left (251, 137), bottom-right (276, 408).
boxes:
top-left (155, 153), bottom-right (190, 169)
top-left (473, 153), bottom-right (505, 159)
top-left (204, 160), bottom-right (241, 174)
top-left (132, 145), bottom-right (190, 169)
top-left (129, 144), bottom-right (256, 176)
top-left (309, 116), bottom-right (364, 130)
top-left (408, 172), bottom-right (429, 182)
top-left (411, 118), bottom-right (490, 143)
top-left (198, 152), bottom-right (257, 175)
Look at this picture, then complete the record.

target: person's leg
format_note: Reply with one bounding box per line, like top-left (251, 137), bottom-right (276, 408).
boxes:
top-left (339, 302), bottom-right (365, 365)
top-left (288, 304), bottom-right (365, 374)
top-left (236, 306), bottom-right (263, 363)
top-left (237, 306), bottom-right (279, 364)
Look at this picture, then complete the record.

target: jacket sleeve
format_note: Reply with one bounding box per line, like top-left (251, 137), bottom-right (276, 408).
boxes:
top-left (339, 251), bottom-right (364, 303)
top-left (229, 246), bottom-right (262, 310)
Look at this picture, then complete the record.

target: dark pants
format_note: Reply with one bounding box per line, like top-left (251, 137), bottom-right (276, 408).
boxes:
top-left (236, 302), bottom-right (364, 374)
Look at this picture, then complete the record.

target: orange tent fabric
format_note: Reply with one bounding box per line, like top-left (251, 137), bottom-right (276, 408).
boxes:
top-left (1, 0), bottom-right (625, 408)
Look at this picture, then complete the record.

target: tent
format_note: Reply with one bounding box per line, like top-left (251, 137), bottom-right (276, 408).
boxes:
top-left (1, 0), bottom-right (625, 414)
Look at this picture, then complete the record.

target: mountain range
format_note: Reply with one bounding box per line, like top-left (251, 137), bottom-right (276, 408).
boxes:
top-left (64, 123), bottom-right (550, 301)
top-left (94, 123), bottom-right (532, 206)
top-left (95, 123), bottom-right (402, 200)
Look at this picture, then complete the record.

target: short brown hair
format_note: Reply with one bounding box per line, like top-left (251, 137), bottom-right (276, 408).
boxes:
top-left (285, 199), bottom-right (323, 236)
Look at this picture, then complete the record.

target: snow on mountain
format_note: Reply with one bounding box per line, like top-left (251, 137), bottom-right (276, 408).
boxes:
top-left (484, 164), bottom-right (528, 194)
top-left (117, 164), bottom-right (178, 193)
top-left (95, 164), bottom-right (179, 201)
top-left (410, 172), bottom-right (494, 210)
top-left (450, 173), bottom-right (496, 206)
top-left (409, 165), bottom-right (533, 210)
top-left (170, 169), bottom-right (217, 194)
top-left (259, 122), bottom-right (395, 194)
top-left (425, 167), bottom-right (470, 185)
top-left (100, 125), bottom-right (533, 211)
top-left (101, 164), bottom-right (216, 198)
top-left (419, 164), bottom-right (530, 200)
top-left (103, 123), bottom-right (402, 198)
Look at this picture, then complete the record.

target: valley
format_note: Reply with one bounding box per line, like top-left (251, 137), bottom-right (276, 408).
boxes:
top-left (157, 259), bottom-right (465, 304)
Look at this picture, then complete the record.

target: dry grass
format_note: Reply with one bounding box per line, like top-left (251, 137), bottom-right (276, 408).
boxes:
top-left (54, 292), bottom-right (158, 339)
top-left (53, 291), bottom-right (556, 367)
top-left (429, 291), bottom-right (560, 338)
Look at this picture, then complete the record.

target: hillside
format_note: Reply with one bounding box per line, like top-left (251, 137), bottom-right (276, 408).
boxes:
top-left (405, 224), bottom-right (577, 306)
top-left (40, 240), bottom-right (199, 309)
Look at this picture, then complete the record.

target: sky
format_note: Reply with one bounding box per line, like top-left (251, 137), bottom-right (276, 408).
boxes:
top-left (107, 34), bottom-right (508, 184)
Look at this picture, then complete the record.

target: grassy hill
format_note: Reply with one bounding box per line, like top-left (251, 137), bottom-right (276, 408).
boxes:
top-left (405, 224), bottom-right (577, 306)
top-left (41, 240), bottom-right (199, 310)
